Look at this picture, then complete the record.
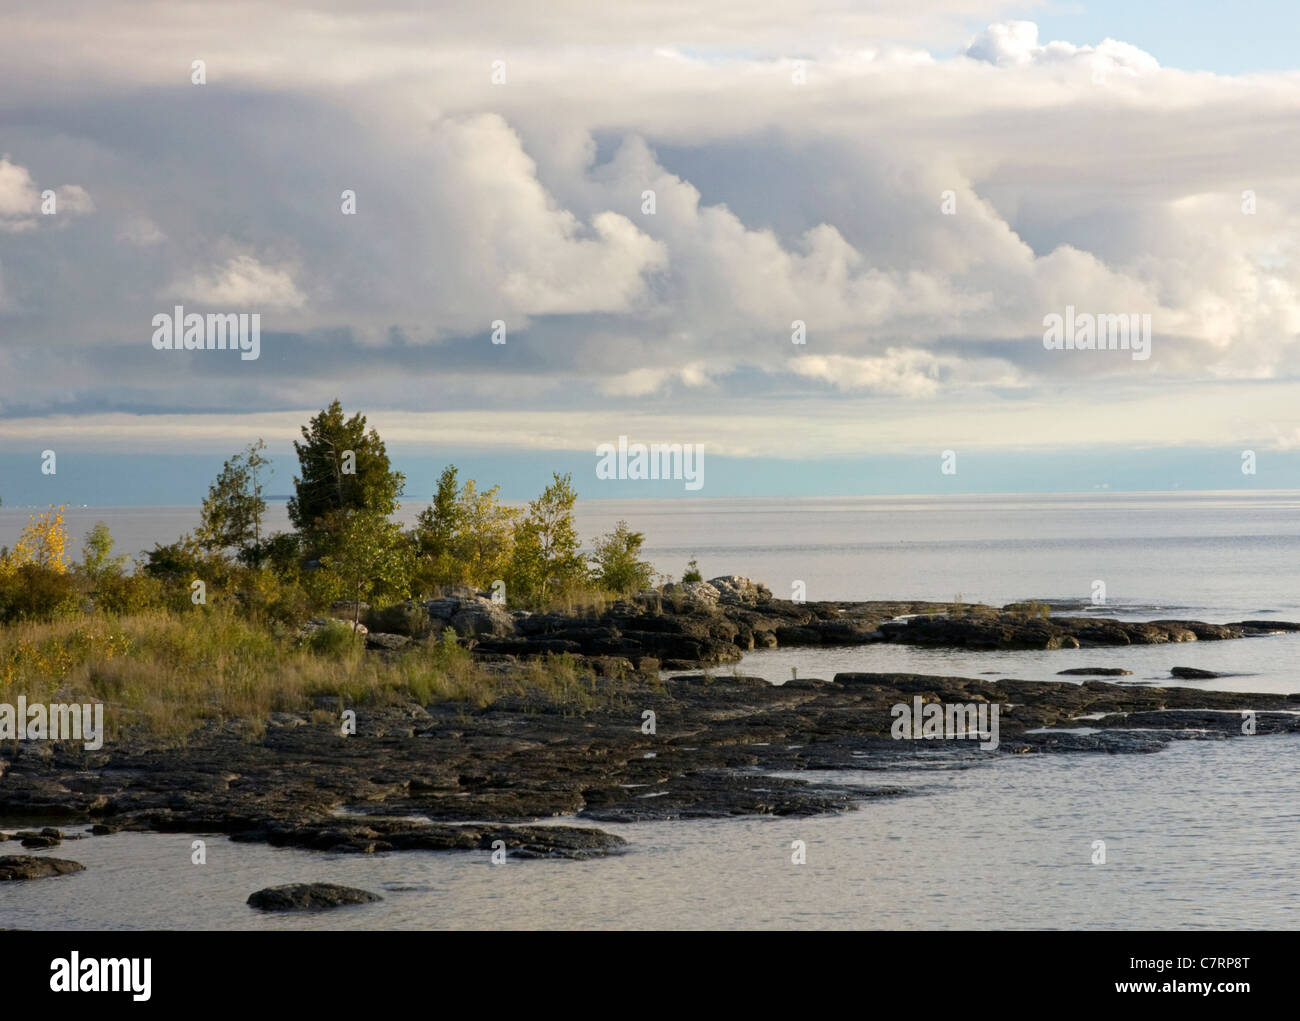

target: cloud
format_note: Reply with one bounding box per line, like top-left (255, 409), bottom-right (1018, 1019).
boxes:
top-left (117, 217), bottom-right (166, 247)
top-left (964, 20), bottom-right (1159, 77)
top-left (421, 114), bottom-right (668, 326)
top-left (171, 254), bottom-right (306, 309)
top-left (0, 158), bottom-right (92, 233)
top-left (0, 6), bottom-right (1298, 463)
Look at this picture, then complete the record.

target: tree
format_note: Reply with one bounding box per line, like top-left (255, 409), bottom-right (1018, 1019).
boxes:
top-left (414, 466), bottom-right (517, 592)
top-left (591, 521), bottom-right (654, 595)
top-left (319, 510), bottom-right (413, 631)
top-left (0, 504), bottom-right (69, 577)
top-left (510, 473), bottom-right (587, 604)
top-left (288, 400), bottom-right (404, 538)
top-left (141, 533), bottom-right (208, 583)
top-left (414, 465), bottom-right (463, 564)
top-left (199, 440), bottom-right (270, 558)
top-left (79, 522), bottom-right (129, 581)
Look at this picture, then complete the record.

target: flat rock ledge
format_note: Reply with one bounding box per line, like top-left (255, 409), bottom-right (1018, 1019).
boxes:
top-left (247, 882), bottom-right (381, 912)
top-left (0, 855), bottom-right (85, 881)
top-left (3, 670), bottom-right (1297, 852)
top-left (231, 821), bottom-right (628, 859)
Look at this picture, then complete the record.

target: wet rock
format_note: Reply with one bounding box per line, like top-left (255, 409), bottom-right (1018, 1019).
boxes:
top-left (247, 882), bottom-right (381, 912)
top-left (2, 648), bottom-right (1294, 860)
top-left (580, 770), bottom-right (904, 822)
top-left (874, 612), bottom-right (1248, 651)
top-left (668, 673), bottom-right (771, 688)
top-left (0, 856), bottom-right (85, 881)
top-left (1058, 668), bottom-right (1133, 676)
top-left (1170, 667), bottom-right (1224, 679)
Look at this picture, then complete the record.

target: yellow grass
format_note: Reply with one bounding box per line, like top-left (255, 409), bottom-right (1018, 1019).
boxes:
top-left (0, 608), bottom-right (625, 743)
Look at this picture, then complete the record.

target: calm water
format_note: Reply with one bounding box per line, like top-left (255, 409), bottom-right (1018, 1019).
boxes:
top-left (6, 490), bottom-right (1300, 617)
top-left (3, 491), bottom-right (1299, 928)
top-left (5, 734), bottom-right (1299, 930)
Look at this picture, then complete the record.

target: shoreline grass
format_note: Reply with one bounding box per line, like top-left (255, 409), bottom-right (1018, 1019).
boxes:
top-left (0, 607), bottom-right (620, 744)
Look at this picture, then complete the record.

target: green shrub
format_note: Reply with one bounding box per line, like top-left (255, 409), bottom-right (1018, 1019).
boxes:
top-left (0, 564), bottom-right (81, 623)
top-left (307, 618), bottom-right (362, 655)
top-left (364, 601), bottom-right (430, 637)
top-left (93, 572), bottom-right (166, 615)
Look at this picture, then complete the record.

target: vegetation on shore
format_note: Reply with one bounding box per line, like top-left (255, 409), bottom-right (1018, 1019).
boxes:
top-left (0, 400), bottom-right (690, 739)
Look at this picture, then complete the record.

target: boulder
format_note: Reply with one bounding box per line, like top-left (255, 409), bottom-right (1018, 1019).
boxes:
top-left (450, 604), bottom-right (517, 638)
top-left (423, 598), bottom-right (461, 622)
top-left (365, 632), bottom-right (412, 652)
top-left (247, 882), bottom-right (382, 912)
top-left (1170, 667), bottom-right (1224, 679)
top-left (707, 576), bottom-right (773, 605)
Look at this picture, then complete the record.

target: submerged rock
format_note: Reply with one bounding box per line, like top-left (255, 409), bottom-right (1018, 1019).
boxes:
top-left (247, 882), bottom-right (381, 912)
top-left (1058, 668), bottom-right (1133, 676)
top-left (1170, 666), bottom-right (1225, 679)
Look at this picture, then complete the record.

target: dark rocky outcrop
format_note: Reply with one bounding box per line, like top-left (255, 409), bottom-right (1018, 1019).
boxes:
top-left (3, 661), bottom-right (1296, 856)
top-left (247, 883), bottom-right (381, 912)
top-left (1170, 666), bottom-right (1225, 679)
top-left (391, 583), bottom-right (1295, 666)
top-left (1058, 668), bottom-right (1133, 676)
top-left (0, 856), bottom-right (85, 881)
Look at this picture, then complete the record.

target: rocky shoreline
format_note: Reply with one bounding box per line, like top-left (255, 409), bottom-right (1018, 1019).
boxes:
top-left (334, 576), bottom-right (1300, 668)
top-left (4, 580), bottom-right (1299, 882)
top-left (4, 672), bottom-right (1299, 868)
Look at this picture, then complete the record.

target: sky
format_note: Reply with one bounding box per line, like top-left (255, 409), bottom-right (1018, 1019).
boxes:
top-left (1, 1), bottom-right (1299, 503)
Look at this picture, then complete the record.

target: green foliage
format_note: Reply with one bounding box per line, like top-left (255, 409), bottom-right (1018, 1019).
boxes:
top-left (199, 440), bottom-right (270, 559)
top-left (79, 522), bottom-right (129, 581)
top-left (681, 557), bottom-right (703, 584)
top-left (318, 510), bottom-right (413, 626)
top-left (92, 572), bottom-right (166, 616)
top-left (415, 465), bottom-right (461, 562)
top-left (141, 533), bottom-right (209, 584)
top-left (413, 465), bottom-right (516, 593)
top-left (0, 563), bottom-right (81, 623)
top-left (287, 400), bottom-right (404, 541)
top-left (307, 618), bottom-right (361, 655)
top-left (509, 472), bottom-right (587, 605)
top-left (591, 520), bottom-right (654, 595)
top-left (364, 601), bottom-right (430, 637)
top-left (251, 531), bottom-right (303, 577)
top-left (234, 568), bottom-right (311, 628)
